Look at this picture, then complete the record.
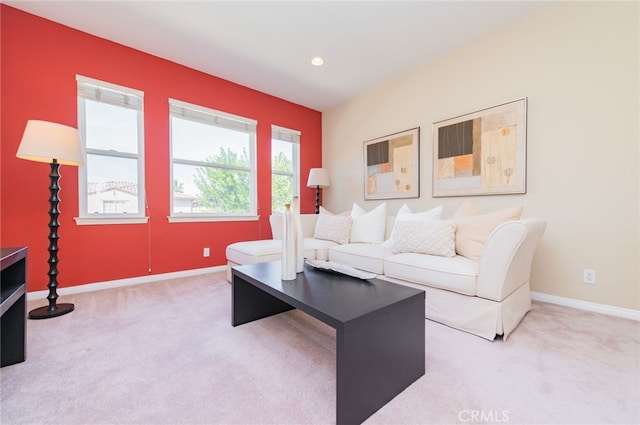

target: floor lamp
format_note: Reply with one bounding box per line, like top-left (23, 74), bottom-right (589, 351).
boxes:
top-left (306, 168), bottom-right (330, 214)
top-left (16, 120), bottom-right (85, 320)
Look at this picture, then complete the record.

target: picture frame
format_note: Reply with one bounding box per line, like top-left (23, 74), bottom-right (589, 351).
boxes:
top-left (433, 98), bottom-right (527, 197)
top-left (363, 127), bottom-right (420, 200)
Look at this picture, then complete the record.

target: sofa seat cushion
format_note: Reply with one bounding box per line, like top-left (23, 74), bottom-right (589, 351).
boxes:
top-left (384, 253), bottom-right (479, 296)
top-left (328, 243), bottom-right (393, 274)
top-left (303, 238), bottom-right (338, 261)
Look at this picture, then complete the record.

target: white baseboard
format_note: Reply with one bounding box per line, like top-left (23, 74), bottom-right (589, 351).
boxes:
top-left (27, 266), bottom-right (226, 301)
top-left (531, 291), bottom-right (640, 321)
top-left (27, 273), bottom-right (640, 322)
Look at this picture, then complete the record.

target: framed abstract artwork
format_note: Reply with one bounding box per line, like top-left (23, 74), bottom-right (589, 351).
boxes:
top-left (432, 98), bottom-right (527, 197)
top-left (363, 127), bottom-right (420, 200)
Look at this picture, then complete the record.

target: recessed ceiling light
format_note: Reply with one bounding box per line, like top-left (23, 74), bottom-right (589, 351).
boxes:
top-left (311, 57), bottom-right (324, 67)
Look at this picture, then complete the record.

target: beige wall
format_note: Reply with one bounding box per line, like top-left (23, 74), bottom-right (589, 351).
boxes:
top-left (322, 2), bottom-right (639, 310)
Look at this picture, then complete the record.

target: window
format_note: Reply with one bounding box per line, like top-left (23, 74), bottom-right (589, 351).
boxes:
top-left (169, 99), bottom-right (257, 221)
top-left (76, 76), bottom-right (146, 224)
top-left (271, 126), bottom-right (300, 213)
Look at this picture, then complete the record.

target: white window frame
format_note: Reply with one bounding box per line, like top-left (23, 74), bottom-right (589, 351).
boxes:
top-left (168, 98), bottom-right (258, 223)
top-left (271, 125), bottom-right (301, 213)
top-left (75, 75), bottom-right (147, 225)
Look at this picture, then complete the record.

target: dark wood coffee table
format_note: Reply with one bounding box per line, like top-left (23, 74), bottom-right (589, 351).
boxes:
top-left (232, 260), bottom-right (425, 425)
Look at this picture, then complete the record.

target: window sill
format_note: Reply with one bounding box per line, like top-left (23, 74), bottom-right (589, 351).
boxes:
top-left (167, 215), bottom-right (259, 223)
top-left (74, 216), bottom-right (149, 225)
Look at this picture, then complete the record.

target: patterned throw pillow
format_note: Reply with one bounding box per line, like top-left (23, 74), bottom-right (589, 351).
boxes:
top-left (313, 212), bottom-right (352, 244)
top-left (385, 204), bottom-right (443, 246)
top-left (387, 219), bottom-right (456, 257)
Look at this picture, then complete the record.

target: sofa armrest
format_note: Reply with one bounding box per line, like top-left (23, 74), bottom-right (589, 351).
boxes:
top-left (476, 218), bottom-right (546, 301)
top-left (269, 213), bottom-right (318, 240)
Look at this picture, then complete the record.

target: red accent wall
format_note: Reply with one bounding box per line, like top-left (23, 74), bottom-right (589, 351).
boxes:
top-left (0, 5), bottom-right (322, 291)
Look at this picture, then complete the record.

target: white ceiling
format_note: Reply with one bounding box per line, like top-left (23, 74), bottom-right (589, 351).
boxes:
top-left (5, 1), bottom-right (550, 111)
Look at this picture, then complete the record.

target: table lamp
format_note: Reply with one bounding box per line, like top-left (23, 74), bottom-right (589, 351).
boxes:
top-left (16, 120), bottom-right (85, 319)
top-left (306, 168), bottom-right (330, 214)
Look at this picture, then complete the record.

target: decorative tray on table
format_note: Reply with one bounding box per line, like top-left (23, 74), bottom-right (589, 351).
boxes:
top-left (304, 259), bottom-right (377, 280)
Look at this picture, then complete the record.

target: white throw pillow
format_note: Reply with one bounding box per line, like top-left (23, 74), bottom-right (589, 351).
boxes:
top-left (349, 202), bottom-right (387, 243)
top-left (388, 219), bottom-right (456, 257)
top-left (396, 203), bottom-right (443, 222)
top-left (313, 208), bottom-right (352, 244)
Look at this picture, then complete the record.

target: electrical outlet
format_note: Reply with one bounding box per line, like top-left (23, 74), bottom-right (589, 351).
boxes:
top-left (583, 269), bottom-right (596, 284)
top-left (203, 247), bottom-right (210, 257)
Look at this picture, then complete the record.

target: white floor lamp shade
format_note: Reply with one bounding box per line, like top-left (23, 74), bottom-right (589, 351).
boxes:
top-left (306, 168), bottom-right (330, 214)
top-left (16, 120), bottom-right (85, 165)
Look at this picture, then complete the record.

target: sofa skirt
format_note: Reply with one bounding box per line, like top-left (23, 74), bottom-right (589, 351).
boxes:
top-left (382, 277), bottom-right (531, 341)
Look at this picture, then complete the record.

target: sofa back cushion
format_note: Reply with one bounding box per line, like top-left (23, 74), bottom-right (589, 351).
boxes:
top-left (385, 216), bottom-right (396, 240)
top-left (270, 214), bottom-right (318, 239)
top-left (300, 214), bottom-right (320, 238)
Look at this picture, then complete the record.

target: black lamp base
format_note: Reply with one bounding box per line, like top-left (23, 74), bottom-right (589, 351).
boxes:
top-left (27, 160), bottom-right (76, 321)
top-left (28, 303), bottom-right (74, 320)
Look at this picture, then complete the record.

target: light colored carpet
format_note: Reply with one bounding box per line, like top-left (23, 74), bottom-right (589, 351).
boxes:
top-left (1, 272), bottom-right (638, 425)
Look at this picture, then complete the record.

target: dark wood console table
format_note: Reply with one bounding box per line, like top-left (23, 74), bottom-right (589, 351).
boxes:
top-left (1, 247), bottom-right (27, 367)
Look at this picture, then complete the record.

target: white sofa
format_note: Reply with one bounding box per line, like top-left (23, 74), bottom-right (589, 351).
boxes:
top-left (226, 212), bottom-right (546, 341)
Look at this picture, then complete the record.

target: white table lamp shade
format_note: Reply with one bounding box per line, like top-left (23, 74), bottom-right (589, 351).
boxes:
top-left (16, 120), bottom-right (85, 166)
top-left (307, 168), bottom-right (330, 188)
